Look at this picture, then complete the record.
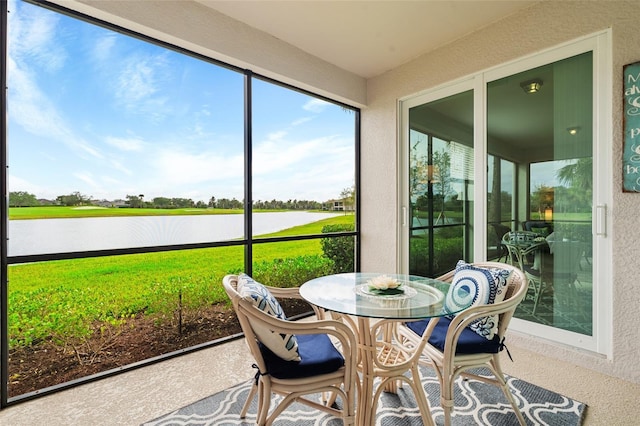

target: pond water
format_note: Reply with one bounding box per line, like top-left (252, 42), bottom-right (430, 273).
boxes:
top-left (8, 211), bottom-right (341, 256)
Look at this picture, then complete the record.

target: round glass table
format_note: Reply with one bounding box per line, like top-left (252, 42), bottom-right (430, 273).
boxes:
top-left (300, 272), bottom-right (458, 320)
top-left (300, 272), bottom-right (467, 426)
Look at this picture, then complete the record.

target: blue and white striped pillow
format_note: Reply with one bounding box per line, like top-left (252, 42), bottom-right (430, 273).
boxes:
top-left (237, 274), bottom-right (300, 361)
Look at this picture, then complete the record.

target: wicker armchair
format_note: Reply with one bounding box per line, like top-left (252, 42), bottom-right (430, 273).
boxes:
top-left (397, 262), bottom-right (528, 426)
top-left (222, 274), bottom-right (358, 426)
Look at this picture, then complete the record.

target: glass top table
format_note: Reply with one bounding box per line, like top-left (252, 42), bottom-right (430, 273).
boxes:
top-left (301, 272), bottom-right (466, 425)
top-left (300, 272), bottom-right (461, 320)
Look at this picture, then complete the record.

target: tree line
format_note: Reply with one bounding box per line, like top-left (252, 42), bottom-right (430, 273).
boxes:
top-left (9, 188), bottom-right (355, 211)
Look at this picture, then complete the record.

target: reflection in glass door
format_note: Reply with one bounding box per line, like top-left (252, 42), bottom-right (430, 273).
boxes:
top-left (408, 91), bottom-right (474, 277)
top-left (487, 52), bottom-right (593, 335)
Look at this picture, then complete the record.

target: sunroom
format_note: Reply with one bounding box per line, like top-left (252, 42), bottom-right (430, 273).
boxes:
top-left (1, 1), bottom-right (640, 424)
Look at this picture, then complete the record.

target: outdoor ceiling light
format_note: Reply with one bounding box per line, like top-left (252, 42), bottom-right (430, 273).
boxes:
top-left (520, 78), bottom-right (543, 94)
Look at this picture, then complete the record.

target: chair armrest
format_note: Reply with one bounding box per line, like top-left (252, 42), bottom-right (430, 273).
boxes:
top-left (262, 285), bottom-right (325, 318)
top-left (265, 285), bottom-right (303, 299)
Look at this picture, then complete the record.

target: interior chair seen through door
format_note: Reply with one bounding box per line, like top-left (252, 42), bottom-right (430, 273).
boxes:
top-left (502, 231), bottom-right (549, 313)
top-left (222, 274), bottom-right (358, 426)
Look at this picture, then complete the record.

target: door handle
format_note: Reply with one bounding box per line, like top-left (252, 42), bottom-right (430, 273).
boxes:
top-left (596, 204), bottom-right (607, 237)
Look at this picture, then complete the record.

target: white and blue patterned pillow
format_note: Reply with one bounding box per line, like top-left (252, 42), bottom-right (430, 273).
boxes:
top-left (237, 274), bottom-right (300, 361)
top-left (444, 260), bottom-right (511, 340)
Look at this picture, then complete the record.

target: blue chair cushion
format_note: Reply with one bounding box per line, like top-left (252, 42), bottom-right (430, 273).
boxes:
top-left (260, 333), bottom-right (345, 379)
top-left (406, 317), bottom-right (502, 354)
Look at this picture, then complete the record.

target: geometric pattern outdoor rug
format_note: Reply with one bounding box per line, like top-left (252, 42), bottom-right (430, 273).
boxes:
top-left (143, 366), bottom-right (586, 426)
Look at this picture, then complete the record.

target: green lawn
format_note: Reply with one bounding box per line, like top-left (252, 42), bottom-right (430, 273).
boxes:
top-left (8, 213), bottom-right (355, 348)
top-left (9, 206), bottom-right (246, 219)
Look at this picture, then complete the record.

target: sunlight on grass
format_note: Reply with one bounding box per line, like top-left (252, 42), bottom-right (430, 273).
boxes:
top-left (7, 213), bottom-right (356, 347)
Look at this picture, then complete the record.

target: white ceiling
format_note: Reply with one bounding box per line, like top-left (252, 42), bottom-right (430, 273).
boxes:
top-left (193, 0), bottom-right (565, 159)
top-left (195, 1), bottom-right (538, 79)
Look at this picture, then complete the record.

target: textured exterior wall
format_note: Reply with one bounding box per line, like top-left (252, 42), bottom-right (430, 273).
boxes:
top-left (364, 1), bottom-right (639, 384)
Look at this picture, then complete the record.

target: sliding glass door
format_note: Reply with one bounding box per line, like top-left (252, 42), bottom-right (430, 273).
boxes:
top-left (406, 90), bottom-right (474, 278)
top-left (400, 33), bottom-right (611, 353)
top-left (487, 52), bottom-right (593, 336)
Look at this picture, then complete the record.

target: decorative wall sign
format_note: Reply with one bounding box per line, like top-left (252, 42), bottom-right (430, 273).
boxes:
top-left (623, 61), bottom-right (640, 192)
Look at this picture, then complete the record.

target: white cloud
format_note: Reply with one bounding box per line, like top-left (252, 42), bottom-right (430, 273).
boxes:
top-left (8, 174), bottom-right (46, 197)
top-left (251, 133), bottom-right (354, 201)
top-left (6, 0), bottom-right (355, 204)
top-left (303, 98), bottom-right (330, 113)
top-left (8, 1), bottom-right (66, 72)
top-left (108, 159), bottom-right (133, 176)
top-left (8, 57), bottom-right (104, 160)
top-left (117, 58), bottom-right (158, 103)
top-left (7, 4), bottom-right (105, 162)
top-left (266, 130), bottom-right (287, 141)
top-left (114, 53), bottom-right (172, 117)
top-left (291, 117), bottom-right (311, 126)
top-left (105, 136), bottom-right (145, 152)
top-left (73, 171), bottom-right (99, 188)
top-left (92, 34), bottom-right (116, 63)
top-left (152, 148), bottom-right (244, 185)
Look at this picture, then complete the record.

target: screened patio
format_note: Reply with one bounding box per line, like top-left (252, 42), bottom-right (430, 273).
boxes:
top-left (2, 0), bottom-right (640, 424)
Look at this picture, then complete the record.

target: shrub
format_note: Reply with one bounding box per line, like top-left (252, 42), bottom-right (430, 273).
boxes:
top-left (409, 232), bottom-right (464, 277)
top-left (321, 224), bottom-right (355, 273)
top-left (245, 255), bottom-right (333, 288)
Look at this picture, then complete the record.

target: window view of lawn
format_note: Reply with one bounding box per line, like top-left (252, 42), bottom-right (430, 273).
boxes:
top-left (8, 213), bottom-right (355, 397)
top-left (4, 0), bottom-right (359, 402)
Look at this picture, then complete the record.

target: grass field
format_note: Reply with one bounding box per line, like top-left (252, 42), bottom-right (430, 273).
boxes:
top-left (9, 206), bottom-right (247, 219)
top-left (8, 213), bottom-right (355, 347)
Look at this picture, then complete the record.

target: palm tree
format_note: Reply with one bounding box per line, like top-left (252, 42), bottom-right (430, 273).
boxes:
top-left (556, 158), bottom-right (592, 191)
top-left (556, 157), bottom-right (592, 215)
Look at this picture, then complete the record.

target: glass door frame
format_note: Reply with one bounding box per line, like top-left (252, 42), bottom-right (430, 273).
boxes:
top-left (398, 30), bottom-right (612, 356)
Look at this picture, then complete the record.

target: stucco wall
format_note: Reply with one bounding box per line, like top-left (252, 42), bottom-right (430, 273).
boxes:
top-left (364, 0), bottom-right (639, 384)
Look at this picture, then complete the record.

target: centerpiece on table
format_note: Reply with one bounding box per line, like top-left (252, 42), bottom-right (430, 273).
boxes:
top-left (366, 275), bottom-right (404, 296)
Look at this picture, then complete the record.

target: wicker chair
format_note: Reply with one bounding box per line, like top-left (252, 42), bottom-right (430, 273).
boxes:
top-left (222, 274), bottom-right (358, 426)
top-left (502, 231), bottom-right (550, 313)
top-left (397, 262), bottom-right (528, 426)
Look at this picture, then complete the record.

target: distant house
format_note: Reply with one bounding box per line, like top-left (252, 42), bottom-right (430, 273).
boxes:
top-left (93, 199), bottom-right (128, 208)
top-left (326, 199), bottom-right (353, 211)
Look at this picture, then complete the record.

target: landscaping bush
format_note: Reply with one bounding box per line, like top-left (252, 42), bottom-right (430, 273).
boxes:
top-left (321, 223), bottom-right (355, 273)
top-left (238, 254), bottom-right (333, 288)
top-left (409, 230), bottom-right (464, 277)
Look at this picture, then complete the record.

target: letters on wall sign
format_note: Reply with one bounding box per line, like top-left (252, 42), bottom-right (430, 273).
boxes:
top-left (623, 60), bottom-right (640, 192)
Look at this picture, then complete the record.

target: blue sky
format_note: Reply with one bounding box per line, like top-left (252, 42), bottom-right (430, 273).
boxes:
top-left (6, 0), bottom-right (355, 204)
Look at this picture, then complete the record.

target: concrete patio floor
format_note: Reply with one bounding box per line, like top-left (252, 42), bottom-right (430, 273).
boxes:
top-left (0, 337), bottom-right (638, 425)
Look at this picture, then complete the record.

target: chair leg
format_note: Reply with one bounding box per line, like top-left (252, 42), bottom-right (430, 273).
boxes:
top-left (489, 356), bottom-right (526, 426)
top-left (372, 371), bottom-right (436, 426)
top-left (257, 381), bottom-right (271, 426)
top-left (424, 363), bottom-right (453, 426)
top-left (409, 364), bottom-right (435, 426)
top-left (441, 396), bottom-right (454, 426)
top-left (240, 381), bottom-right (257, 418)
top-left (529, 277), bottom-right (544, 314)
top-left (440, 371), bottom-right (455, 426)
